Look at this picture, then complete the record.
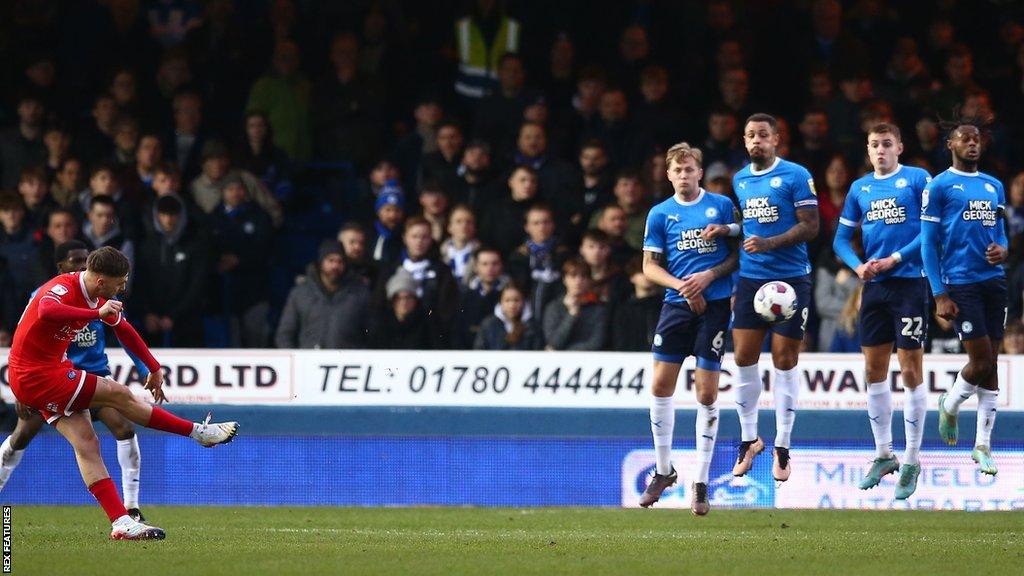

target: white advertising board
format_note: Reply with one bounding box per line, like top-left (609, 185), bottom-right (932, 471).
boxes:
top-left (0, 350), bottom-right (1020, 410)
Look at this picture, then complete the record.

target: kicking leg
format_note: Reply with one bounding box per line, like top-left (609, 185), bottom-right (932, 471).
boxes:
top-left (97, 407), bottom-right (144, 518)
top-left (0, 407), bottom-right (45, 491)
top-left (89, 377), bottom-right (237, 447)
top-left (731, 328), bottom-right (767, 476)
top-left (639, 360), bottom-right (680, 508)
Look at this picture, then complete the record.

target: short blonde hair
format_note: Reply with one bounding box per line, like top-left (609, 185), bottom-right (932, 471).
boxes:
top-left (665, 142), bottom-right (703, 168)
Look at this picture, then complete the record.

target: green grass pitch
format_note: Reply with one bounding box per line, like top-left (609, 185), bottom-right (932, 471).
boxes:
top-left (9, 506), bottom-right (1024, 575)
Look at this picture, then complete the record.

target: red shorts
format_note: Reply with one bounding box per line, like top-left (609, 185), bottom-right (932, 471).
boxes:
top-left (9, 362), bottom-right (99, 424)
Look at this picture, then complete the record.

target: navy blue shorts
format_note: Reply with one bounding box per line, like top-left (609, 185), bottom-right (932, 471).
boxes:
top-left (732, 275), bottom-right (811, 340)
top-left (652, 299), bottom-right (731, 370)
top-left (947, 277), bottom-right (1008, 342)
top-left (859, 277), bottom-right (930, 349)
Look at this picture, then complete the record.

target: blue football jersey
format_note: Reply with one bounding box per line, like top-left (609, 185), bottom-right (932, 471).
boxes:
top-left (838, 165), bottom-right (930, 281)
top-left (642, 189), bottom-right (736, 304)
top-left (733, 158), bottom-right (817, 279)
top-left (920, 168), bottom-right (1007, 290)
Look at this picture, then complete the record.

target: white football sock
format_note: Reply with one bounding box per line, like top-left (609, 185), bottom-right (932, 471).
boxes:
top-left (773, 367), bottom-right (799, 449)
top-left (117, 436), bottom-right (141, 509)
top-left (975, 388), bottom-right (998, 447)
top-left (695, 403), bottom-right (719, 484)
top-left (903, 385), bottom-right (927, 465)
top-left (650, 396), bottom-right (675, 475)
top-left (943, 373), bottom-right (977, 415)
top-left (0, 437), bottom-right (26, 488)
top-left (735, 364), bottom-right (762, 442)
top-left (866, 381), bottom-right (893, 458)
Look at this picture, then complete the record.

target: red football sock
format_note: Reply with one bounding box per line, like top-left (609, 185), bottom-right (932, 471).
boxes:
top-left (89, 478), bottom-right (128, 522)
top-left (146, 406), bottom-right (195, 437)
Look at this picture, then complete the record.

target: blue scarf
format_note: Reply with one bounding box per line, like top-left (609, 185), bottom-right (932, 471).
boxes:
top-left (514, 153), bottom-right (547, 171)
top-left (527, 238), bottom-right (554, 268)
top-left (375, 220), bottom-right (395, 240)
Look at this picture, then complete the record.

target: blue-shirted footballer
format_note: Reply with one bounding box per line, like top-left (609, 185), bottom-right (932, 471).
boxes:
top-left (638, 142), bottom-right (739, 515)
top-left (727, 113), bottom-right (820, 485)
top-left (832, 123), bottom-right (931, 500)
top-left (0, 241), bottom-right (150, 521)
top-left (923, 122), bottom-right (1008, 477)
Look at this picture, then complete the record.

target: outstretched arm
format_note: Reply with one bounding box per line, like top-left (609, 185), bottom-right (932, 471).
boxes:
top-left (111, 319), bottom-right (161, 374)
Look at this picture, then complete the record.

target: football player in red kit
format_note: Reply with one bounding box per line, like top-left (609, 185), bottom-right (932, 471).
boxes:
top-left (7, 247), bottom-right (238, 540)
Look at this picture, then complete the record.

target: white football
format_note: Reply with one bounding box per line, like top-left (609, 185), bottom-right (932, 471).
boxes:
top-left (753, 281), bottom-right (798, 323)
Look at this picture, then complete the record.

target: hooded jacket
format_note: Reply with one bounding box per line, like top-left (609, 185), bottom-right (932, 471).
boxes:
top-left (132, 214), bottom-right (210, 325)
top-left (274, 264), bottom-right (370, 349)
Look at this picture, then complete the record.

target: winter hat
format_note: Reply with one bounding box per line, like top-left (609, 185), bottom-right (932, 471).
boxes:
top-left (317, 240), bottom-right (346, 263)
top-left (385, 268), bottom-right (417, 300)
top-left (375, 179), bottom-right (406, 213)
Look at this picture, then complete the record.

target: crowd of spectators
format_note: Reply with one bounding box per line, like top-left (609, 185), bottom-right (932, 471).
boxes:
top-left (1, 0), bottom-right (1023, 354)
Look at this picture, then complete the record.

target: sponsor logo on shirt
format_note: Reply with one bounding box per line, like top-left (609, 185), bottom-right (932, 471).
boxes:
top-left (865, 198), bottom-right (907, 224)
top-left (743, 197), bottom-right (780, 224)
top-left (677, 228), bottom-right (719, 254)
top-left (73, 326), bottom-right (100, 348)
top-left (963, 200), bottom-right (997, 225)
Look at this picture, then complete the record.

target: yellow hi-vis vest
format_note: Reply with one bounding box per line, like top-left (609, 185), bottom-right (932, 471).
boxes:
top-left (455, 15), bottom-right (520, 99)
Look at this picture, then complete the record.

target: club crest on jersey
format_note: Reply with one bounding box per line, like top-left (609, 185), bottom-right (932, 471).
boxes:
top-left (705, 207), bottom-right (718, 219)
top-left (49, 285), bottom-right (69, 296)
top-left (770, 177), bottom-right (782, 188)
top-left (67, 369), bottom-right (77, 380)
top-left (895, 178), bottom-right (908, 189)
top-left (984, 183), bottom-right (996, 193)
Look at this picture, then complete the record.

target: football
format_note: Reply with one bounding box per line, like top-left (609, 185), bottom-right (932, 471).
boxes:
top-left (753, 281), bottom-right (798, 323)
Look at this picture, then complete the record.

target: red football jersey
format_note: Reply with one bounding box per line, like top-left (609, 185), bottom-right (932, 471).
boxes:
top-left (9, 272), bottom-right (122, 370)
